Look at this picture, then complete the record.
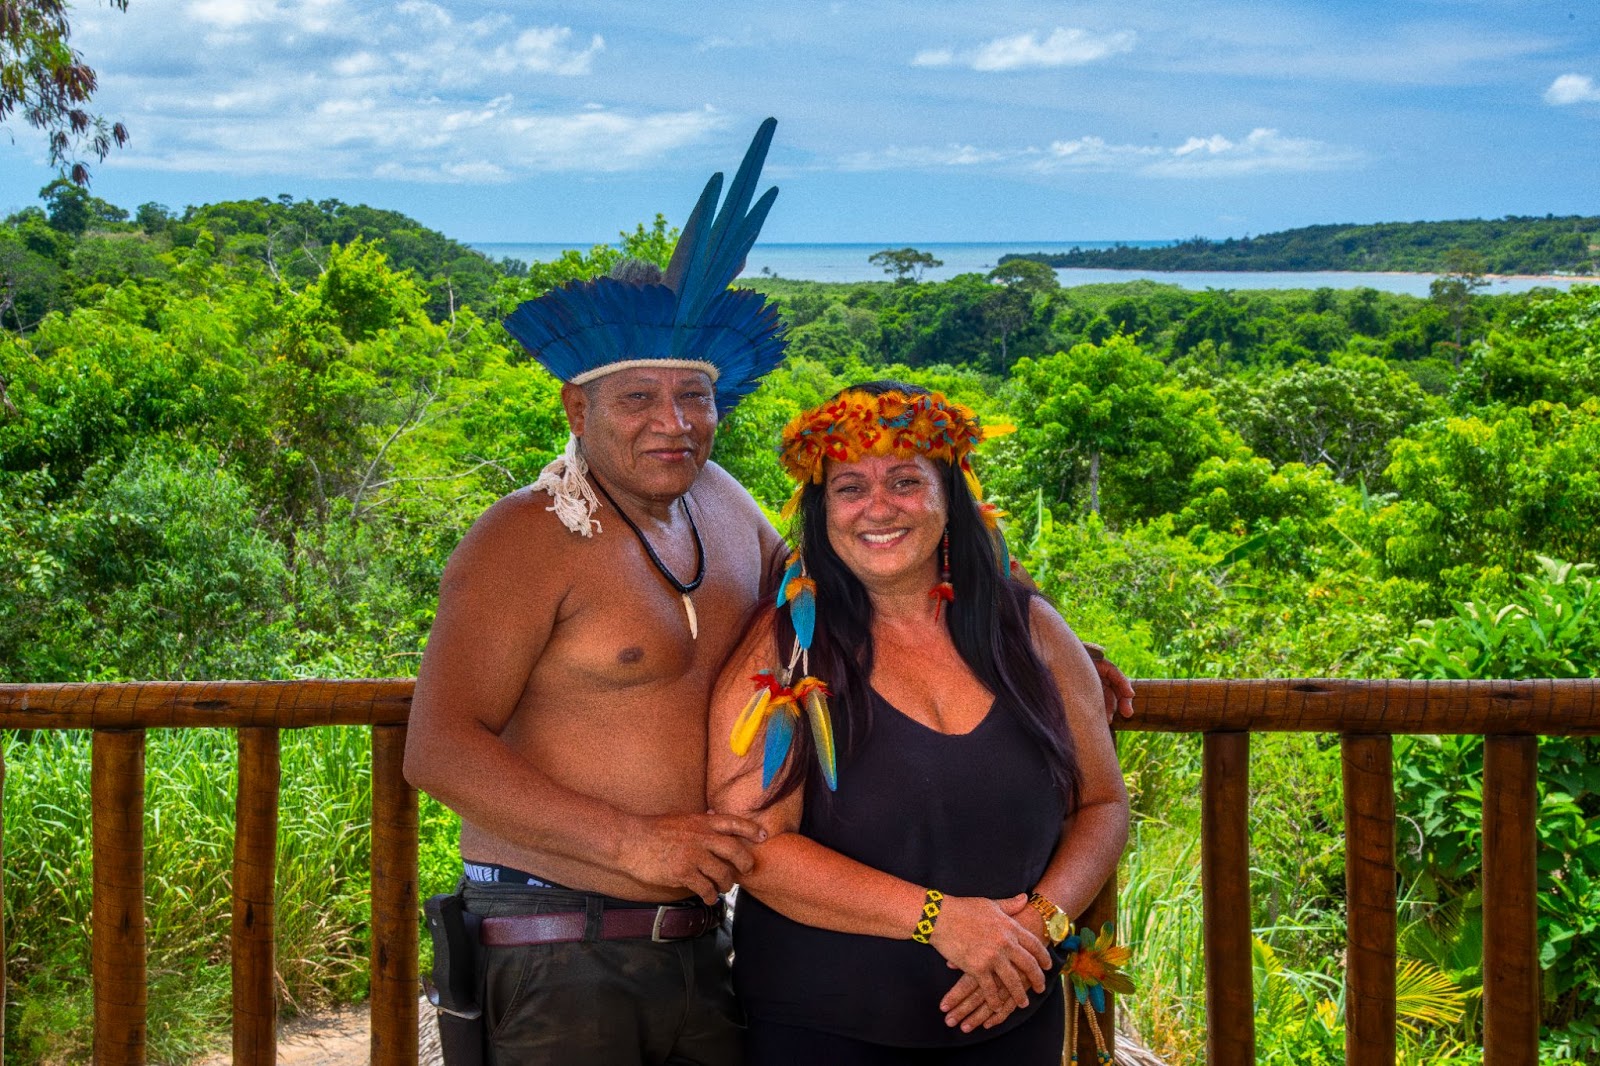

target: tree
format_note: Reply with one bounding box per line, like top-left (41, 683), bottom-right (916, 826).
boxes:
top-left (39, 177), bottom-right (126, 234)
top-left (1429, 247), bottom-right (1488, 366)
top-left (981, 260), bottom-right (1058, 368)
top-left (1, 0), bottom-right (130, 184)
top-left (868, 247), bottom-right (942, 284)
top-left (1010, 334), bottom-right (1232, 518)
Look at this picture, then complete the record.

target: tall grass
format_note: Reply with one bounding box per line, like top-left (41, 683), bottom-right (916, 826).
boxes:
top-left (1, 726), bottom-right (464, 1065)
top-left (1114, 729), bottom-right (1483, 1065)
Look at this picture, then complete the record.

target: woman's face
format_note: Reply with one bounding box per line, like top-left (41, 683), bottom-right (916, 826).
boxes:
top-left (823, 453), bottom-right (947, 593)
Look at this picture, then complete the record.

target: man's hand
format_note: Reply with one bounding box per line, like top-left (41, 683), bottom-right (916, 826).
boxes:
top-left (928, 894), bottom-right (1051, 1020)
top-left (619, 811), bottom-right (767, 904)
top-left (1082, 642), bottom-right (1135, 722)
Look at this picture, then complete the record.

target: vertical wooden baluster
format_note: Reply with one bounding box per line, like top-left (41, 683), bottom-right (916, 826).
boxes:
top-left (1074, 871), bottom-right (1120, 1063)
top-left (1343, 734), bottom-right (1396, 1066)
top-left (92, 728), bottom-right (146, 1066)
top-left (371, 725), bottom-right (419, 1066)
top-left (1, 734), bottom-right (7, 1064)
top-left (1484, 735), bottom-right (1539, 1066)
top-left (1202, 731), bottom-right (1254, 1064)
top-left (233, 728), bottom-right (280, 1065)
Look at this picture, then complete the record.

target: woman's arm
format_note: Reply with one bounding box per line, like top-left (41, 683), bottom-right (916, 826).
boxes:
top-left (706, 624), bottom-right (1053, 1014)
top-left (940, 597), bottom-right (1131, 1030)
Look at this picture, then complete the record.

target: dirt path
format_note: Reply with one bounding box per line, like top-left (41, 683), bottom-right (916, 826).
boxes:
top-left (194, 996), bottom-right (440, 1066)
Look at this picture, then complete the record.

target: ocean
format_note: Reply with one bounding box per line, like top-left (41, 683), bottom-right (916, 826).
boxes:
top-left (467, 241), bottom-right (1594, 297)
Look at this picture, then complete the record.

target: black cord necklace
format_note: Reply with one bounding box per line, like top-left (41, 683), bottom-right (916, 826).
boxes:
top-left (588, 472), bottom-right (706, 639)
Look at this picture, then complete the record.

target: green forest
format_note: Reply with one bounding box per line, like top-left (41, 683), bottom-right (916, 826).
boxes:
top-left (3, 183), bottom-right (1599, 1064)
top-left (1009, 215), bottom-right (1600, 276)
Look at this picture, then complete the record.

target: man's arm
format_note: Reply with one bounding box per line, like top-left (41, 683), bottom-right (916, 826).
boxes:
top-left (404, 492), bottom-right (763, 903)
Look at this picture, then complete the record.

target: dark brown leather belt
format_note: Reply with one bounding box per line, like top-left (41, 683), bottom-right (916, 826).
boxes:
top-left (480, 902), bottom-right (722, 947)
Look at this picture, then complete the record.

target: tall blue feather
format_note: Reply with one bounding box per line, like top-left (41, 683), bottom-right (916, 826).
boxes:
top-left (502, 119), bottom-right (786, 416)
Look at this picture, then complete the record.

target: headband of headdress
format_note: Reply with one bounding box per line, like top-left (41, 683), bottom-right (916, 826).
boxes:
top-left (729, 388), bottom-right (1016, 791)
top-left (777, 388), bottom-right (1013, 524)
top-left (502, 117), bottom-right (787, 417)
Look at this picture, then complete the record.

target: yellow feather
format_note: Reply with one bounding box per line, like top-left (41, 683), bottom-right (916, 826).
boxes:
top-left (729, 689), bottom-right (771, 757)
top-left (803, 684), bottom-right (837, 790)
top-left (780, 485), bottom-right (804, 521)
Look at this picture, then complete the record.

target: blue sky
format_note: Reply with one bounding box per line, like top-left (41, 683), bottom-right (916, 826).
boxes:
top-left (2, 0), bottom-right (1596, 243)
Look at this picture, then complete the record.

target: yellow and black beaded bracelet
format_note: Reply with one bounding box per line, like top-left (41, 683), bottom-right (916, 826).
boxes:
top-left (910, 888), bottom-right (945, 944)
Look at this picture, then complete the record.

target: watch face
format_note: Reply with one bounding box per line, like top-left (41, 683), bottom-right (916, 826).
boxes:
top-left (1046, 912), bottom-right (1072, 943)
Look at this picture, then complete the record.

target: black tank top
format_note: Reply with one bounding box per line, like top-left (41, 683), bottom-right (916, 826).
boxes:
top-left (733, 688), bottom-right (1066, 1047)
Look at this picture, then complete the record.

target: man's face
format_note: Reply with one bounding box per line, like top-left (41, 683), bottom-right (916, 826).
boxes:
top-left (563, 367), bottom-right (718, 503)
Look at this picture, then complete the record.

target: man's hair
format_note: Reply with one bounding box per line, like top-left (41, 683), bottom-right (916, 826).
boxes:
top-left (764, 380), bottom-right (1083, 810)
top-left (608, 257), bottom-right (665, 286)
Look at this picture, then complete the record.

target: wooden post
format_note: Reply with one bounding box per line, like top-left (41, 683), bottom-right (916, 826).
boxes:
top-left (1483, 736), bottom-right (1539, 1066)
top-left (1, 734), bottom-right (6, 1065)
top-left (1074, 871), bottom-right (1119, 1063)
top-left (92, 728), bottom-right (146, 1066)
top-left (232, 728), bottom-right (280, 1065)
top-left (1202, 731), bottom-right (1254, 1064)
top-left (1343, 734), bottom-right (1396, 1066)
top-left (370, 725), bottom-right (419, 1066)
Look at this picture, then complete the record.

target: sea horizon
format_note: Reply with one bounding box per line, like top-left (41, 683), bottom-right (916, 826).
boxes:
top-left (467, 240), bottom-right (1595, 296)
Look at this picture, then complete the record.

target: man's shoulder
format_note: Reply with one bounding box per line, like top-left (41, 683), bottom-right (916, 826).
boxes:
top-left (692, 461), bottom-right (765, 516)
top-left (445, 486), bottom-right (593, 584)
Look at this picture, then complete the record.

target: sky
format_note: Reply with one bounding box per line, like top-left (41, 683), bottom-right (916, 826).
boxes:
top-left (2, 0), bottom-right (1597, 243)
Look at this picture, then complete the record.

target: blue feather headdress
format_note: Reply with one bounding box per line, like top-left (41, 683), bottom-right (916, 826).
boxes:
top-left (502, 118), bottom-right (786, 416)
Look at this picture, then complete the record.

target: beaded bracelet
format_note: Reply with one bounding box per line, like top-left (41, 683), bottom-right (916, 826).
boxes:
top-left (910, 888), bottom-right (945, 944)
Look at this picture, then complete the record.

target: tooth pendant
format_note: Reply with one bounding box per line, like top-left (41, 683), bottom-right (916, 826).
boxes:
top-left (683, 594), bottom-right (699, 640)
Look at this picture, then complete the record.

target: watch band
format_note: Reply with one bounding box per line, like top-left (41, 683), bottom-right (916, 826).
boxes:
top-left (1027, 892), bottom-right (1072, 944)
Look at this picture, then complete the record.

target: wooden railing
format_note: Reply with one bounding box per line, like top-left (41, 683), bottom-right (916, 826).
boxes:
top-left (0, 678), bottom-right (1595, 1065)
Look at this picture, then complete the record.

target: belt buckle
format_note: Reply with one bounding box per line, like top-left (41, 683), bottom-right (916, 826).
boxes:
top-left (651, 905), bottom-right (672, 942)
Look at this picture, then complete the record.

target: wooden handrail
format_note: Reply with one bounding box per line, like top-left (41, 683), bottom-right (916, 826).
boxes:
top-left (1, 677), bottom-right (1592, 1063)
top-left (3, 677), bottom-right (1597, 733)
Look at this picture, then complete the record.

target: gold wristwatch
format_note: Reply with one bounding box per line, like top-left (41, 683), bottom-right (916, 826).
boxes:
top-left (1027, 892), bottom-right (1072, 945)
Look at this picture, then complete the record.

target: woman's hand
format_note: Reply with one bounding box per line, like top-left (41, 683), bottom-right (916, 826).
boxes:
top-left (928, 894), bottom-right (1052, 1016)
top-left (938, 899), bottom-right (1051, 1031)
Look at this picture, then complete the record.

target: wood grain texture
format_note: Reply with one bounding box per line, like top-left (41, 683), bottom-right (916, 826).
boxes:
top-left (1075, 871), bottom-right (1119, 1064)
top-left (1484, 736), bottom-right (1540, 1066)
top-left (1343, 735), bottom-right (1396, 1066)
top-left (1202, 732), bottom-right (1255, 1065)
top-left (4, 678), bottom-right (1598, 733)
top-left (370, 725), bottom-right (419, 1066)
top-left (92, 729), bottom-right (147, 1066)
top-left (232, 728), bottom-right (280, 1066)
top-left (1115, 678), bottom-right (1600, 735)
top-left (0, 679), bottom-right (414, 730)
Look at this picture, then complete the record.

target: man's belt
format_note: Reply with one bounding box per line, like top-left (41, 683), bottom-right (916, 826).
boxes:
top-left (480, 901), bottom-right (722, 947)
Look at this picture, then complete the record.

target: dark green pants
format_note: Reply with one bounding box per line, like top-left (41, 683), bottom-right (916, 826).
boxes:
top-left (463, 882), bottom-right (743, 1066)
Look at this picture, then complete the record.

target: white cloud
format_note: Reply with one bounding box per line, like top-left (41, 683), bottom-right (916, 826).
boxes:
top-left (1545, 74), bottom-right (1600, 106)
top-left (1143, 128), bottom-right (1359, 177)
top-left (842, 128), bottom-right (1358, 179)
top-left (838, 143), bottom-right (1023, 170)
top-left (914, 27), bottom-right (1134, 72)
top-left (68, 0), bottom-right (725, 182)
top-left (911, 49), bottom-right (955, 68)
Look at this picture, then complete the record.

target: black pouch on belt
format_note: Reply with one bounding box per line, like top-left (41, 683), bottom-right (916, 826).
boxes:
top-left (424, 890), bottom-right (485, 1066)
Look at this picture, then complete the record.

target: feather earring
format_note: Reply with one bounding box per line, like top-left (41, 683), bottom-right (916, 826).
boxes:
top-left (929, 529), bottom-right (954, 621)
top-left (729, 551), bottom-right (838, 791)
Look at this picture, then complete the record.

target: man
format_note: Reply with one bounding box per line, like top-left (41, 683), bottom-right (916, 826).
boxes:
top-left (405, 119), bottom-right (1135, 1066)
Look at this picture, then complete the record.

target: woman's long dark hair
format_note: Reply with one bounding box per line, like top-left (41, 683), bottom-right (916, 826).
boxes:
top-left (767, 381), bottom-right (1083, 811)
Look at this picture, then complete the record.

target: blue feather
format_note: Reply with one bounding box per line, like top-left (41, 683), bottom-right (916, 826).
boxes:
top-left (1089, 984), bottom-right (1106, 1013)
top-left (761, 708), bottom-right (795, 788)
top-left (790, 583), bottom-right (815, 650)
top-left (775, 556), bottom-right (802, 606)
top-left (500, 119), bottom-right (786, 417)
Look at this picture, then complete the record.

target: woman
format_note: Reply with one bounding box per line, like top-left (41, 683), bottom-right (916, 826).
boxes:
top-left (707, 382), bottom-right (1130, 1065)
